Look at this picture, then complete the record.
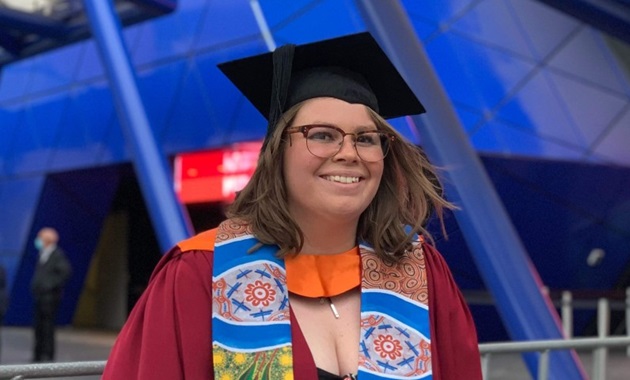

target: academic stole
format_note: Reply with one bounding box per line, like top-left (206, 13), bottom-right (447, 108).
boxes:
top-left (211, 221), bottom-right (433, 379)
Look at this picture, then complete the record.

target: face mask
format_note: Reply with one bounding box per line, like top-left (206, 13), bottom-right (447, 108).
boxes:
top-left (34, 237), bottom-right (44, 251)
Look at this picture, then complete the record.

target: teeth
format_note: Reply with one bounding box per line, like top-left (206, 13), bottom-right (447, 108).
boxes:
top-left (324, 175), bottom-right (360, 184)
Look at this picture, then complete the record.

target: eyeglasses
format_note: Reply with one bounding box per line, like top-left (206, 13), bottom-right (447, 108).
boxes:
top-left (285, 124), bottom-right (395, 162)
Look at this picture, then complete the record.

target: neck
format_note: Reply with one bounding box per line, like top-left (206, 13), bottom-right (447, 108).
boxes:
top-left (293, 213), bottom-right (359, 255)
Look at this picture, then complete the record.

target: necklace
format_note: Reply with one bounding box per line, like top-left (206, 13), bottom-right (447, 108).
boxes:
top-left (320, 297), bottom-right (340, 319)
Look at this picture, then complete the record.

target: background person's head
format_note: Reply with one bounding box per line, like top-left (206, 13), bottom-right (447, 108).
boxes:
top-left (36, 227), bottom-right (59, 250)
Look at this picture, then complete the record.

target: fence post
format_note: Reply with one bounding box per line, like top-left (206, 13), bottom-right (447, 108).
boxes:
top-left (593, 298), bottom-right (609, 380)
top-left (481, 353), bottom-right (491, 380)
top-left (561, 291), bottom-right (573, 338)
top-left (537, 350), bottom-right (550, 380)
top-left (626, 287), bottom-right (630, 356)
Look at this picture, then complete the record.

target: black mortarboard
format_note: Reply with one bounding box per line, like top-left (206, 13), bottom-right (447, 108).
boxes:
top-left (218, 32), bottom-right (426, 149)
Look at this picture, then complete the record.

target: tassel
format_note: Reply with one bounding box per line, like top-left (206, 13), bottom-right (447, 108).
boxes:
top-left (262, 43), bottom-right (295, 151)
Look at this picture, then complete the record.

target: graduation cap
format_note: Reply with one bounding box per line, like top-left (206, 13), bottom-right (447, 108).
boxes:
top-left (218, 32), bottom-right (426, 149)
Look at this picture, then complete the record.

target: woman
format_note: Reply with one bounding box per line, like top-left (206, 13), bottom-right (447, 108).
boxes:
top-left (102, 32), bottom-right (481, 379)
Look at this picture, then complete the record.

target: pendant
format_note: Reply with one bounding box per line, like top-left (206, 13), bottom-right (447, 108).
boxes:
top-left (321, 297), bottom-right (340, 319)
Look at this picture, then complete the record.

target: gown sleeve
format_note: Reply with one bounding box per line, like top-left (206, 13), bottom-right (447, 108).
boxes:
top-left (424, 242), bottom-right (483, 380)
top-left (101, 239), bottom-right (318, 380)
top-left (102, 246), bottom-right (214, 379)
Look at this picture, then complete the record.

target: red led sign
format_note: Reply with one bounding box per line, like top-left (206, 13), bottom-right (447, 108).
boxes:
top-left (174, 142), bottom-right (262, 204)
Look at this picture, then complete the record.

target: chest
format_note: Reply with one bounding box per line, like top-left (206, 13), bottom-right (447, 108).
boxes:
top-left (290, 289), bottom-right (361, 376)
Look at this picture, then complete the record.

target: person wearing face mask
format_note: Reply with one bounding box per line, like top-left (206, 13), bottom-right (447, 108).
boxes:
top-left (103, 32), bottom-right (482, 379)
top-left (30, 227), bottom-right (72, 363)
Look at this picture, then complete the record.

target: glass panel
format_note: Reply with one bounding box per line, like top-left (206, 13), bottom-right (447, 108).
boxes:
top-left (0, 0), bottom-right (177, 66)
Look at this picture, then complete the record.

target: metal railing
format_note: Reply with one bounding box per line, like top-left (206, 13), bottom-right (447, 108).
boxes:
top-left (0, 335), bottom-right (629, 379)
top-left (2, 288), bottom-right (628, 379)
top-left (0, 360), bottom-right (104, 379)
top-left (480, 336), bottom-right (630, 380)
top-left (474, 287), bottom-right (630, 379)
top-left (553, 288), bottom-right (630, 341)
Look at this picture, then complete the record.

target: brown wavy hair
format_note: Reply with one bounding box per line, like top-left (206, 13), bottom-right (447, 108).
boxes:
top-left (226, 101), bottom-right (453, 262)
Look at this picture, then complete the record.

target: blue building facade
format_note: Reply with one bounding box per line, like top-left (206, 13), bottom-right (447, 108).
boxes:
top-left (0, 0), bottom-right (629, 354)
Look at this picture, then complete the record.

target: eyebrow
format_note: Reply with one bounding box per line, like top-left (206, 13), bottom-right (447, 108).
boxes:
top-left (307, 122), bottom-right (378, 132)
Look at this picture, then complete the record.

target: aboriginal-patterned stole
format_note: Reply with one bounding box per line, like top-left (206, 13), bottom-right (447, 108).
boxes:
top-left (211, 220), bottom-right (432, 379)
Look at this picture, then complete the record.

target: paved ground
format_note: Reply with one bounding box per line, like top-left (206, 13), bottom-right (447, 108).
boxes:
top-left (1, 326), bottom-right (114, 380)
top-left (0, 326), bottom-right (629, 379)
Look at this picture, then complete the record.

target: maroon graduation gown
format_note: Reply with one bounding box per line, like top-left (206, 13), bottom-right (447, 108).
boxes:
top-left (102, 231), bottom-right (481, 379)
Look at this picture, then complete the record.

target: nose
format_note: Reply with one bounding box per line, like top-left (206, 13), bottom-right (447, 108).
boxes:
top-left (332, 135), bottom-right (359, 161)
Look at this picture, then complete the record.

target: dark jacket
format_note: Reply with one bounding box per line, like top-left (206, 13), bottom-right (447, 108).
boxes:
top-left (31, 247), bottom-right (72, 297)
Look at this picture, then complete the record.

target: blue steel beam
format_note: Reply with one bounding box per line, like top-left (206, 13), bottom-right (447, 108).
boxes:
top-left (354, 1), bottom-right (587, 379)
top-left (82, 0), bottom-right (192, 252)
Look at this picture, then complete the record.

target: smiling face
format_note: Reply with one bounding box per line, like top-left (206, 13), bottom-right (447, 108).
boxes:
top-left (283, 97), bottom-right (384, 226)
